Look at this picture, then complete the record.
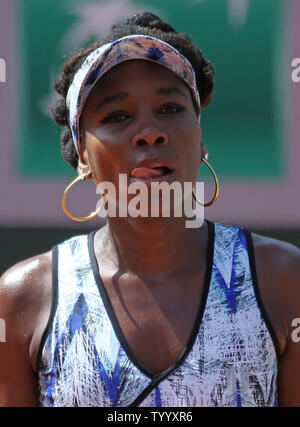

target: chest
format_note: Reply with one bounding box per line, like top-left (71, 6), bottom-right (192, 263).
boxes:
top-left (40, 253), bottom-right (278, 407)
top-left (99, 271), bottom-right (206, 375)
top-left (38, 226), bottom-right (279, 407)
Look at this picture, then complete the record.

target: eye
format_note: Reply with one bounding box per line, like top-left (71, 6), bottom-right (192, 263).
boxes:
top-left (101, 111), bottom-right (130, 124)
top-left (159, 104), bottom-right (186, 114)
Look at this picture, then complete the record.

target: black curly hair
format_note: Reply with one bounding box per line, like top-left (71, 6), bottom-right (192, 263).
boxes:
top-left (52, 11), bottom-right (215, 170)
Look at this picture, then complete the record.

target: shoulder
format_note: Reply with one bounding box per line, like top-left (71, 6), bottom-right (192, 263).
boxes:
top-left (0, 252), bottom-right (52, 405)
top-left (244, 232), bottom-right (300, 404)
top-left (250, 231), bottom-right (300, 310)
top-left (0, 250), bottom-right (52, 300)
top-left (0, 231), bottom-right (91, 313)
top-left (215, 222), bottom-right (300, 283)
top-left (0, 251), bottom-right (52, 345)
top-left (247, 231), bottom-right (300, 349)
top-left (216, 222), bottom-right (300, 287)
top-left (250, 232), bottom-right (300, 283)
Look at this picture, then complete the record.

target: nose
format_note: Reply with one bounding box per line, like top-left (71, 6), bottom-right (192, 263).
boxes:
top-left (132, 127), bottom-right (168, 149)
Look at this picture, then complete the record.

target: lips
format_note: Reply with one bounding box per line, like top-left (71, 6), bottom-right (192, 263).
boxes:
top-left (130, 160), bottom-right (175, 183)
top-left (130, 166), bottom-right (172, 179)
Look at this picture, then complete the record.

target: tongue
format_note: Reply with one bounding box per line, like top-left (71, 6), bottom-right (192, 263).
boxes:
top-left (131, 167), bottom-right (166, 179)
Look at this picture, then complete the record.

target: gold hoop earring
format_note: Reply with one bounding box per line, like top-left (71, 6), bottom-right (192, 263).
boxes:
top-left (192, 158), bottom-right (220, 207)
top-left (61, 174), bottom-right (104, 222)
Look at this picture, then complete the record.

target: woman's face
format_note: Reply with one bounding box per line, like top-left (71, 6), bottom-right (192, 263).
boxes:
top-left (79, 59), bottom-right (205, 202)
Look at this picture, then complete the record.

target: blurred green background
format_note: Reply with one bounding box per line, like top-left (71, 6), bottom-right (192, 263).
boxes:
top-left (18, 0), bottom-right (284, 179)
top-left (0, 0), bottom-right (299, 275)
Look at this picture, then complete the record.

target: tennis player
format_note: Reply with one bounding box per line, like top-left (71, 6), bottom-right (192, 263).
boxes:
top-left (0, 12), bottom-right (299, 407)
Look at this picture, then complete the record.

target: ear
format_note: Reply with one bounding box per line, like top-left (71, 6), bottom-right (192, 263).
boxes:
top-left (75, 123), bottom-right (92, 177)
top-left (201, 139), bottom-right (209, 164)
top-left (77, 146), bottom-right (92, 180)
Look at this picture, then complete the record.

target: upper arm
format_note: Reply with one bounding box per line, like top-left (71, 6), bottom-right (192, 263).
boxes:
top-left (252, 234), bottom-right (300, 406)
top-left (0, 252), bottom-right (51, 407)
top-left (275, 244), bottom-right (300, 406)
top-left (278, 326), bottom-right (300, 406)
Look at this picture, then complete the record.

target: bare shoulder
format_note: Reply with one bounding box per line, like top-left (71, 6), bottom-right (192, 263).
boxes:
top-left (251, 232), bottom-right (300, 280)
top-left (0, 251), bottom-right (52, 303)
top-left (249, 233), bottom-right (300, 404)
top-left (0, 251), bottom-right (52, 346)
top-left (250, 232), bottom-right (300, 350)
top-left (0, 253), bottom-right (52, 406)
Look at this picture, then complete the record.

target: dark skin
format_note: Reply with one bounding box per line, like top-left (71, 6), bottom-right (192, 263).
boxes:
top-left (0, 60), bottom-right (299, 406)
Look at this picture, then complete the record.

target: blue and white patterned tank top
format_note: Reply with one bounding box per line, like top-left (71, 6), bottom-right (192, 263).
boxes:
top-left (37, 221), bottom-right (279, 407)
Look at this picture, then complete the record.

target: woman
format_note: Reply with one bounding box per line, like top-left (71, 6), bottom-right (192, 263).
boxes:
top-left (0, 12), bottom-right (299, 407)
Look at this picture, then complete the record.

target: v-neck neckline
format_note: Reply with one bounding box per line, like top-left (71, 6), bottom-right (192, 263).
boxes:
top-left (87, 219), bottom-right (215, 379)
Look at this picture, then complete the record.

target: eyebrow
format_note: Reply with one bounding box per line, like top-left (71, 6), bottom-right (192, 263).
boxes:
top-left (156, 86), bottom-right (188, 99)
top-left (95, 86), bottom-right (188, 110)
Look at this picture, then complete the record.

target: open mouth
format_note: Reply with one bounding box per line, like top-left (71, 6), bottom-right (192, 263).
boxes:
top-left (130, 165), bottom-right (173, 179)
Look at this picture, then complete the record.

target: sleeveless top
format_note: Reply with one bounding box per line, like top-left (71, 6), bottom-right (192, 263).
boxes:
top-left (37, 221), bottom-right (279, 407)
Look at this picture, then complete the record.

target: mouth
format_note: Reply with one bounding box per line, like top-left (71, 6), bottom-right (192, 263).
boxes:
top-left (129, 162), bottom-right (175, 184)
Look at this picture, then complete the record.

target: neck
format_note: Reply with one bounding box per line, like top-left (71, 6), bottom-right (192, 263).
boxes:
top-left (97, 216), bottom-right (209, 277)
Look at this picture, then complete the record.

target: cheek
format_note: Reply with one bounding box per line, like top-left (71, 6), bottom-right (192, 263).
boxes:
top-left (84, 131), bottom-right (124, 183)
top-left (174, 112), bottom-right (201, 143)
top-left (174, 118), bottom-right (202, 174)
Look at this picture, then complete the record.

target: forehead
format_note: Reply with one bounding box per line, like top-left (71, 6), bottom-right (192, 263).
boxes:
top-left (86, 59), bottom-right (191, 101)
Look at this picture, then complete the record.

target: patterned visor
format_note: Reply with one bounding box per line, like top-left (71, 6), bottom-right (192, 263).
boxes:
top-left (66, 34), bottom-right (201, 155)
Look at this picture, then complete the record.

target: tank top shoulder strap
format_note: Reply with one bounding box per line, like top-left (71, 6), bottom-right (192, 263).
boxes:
top-left (36, 233), bottom-right (92, 374)
top-left (212, 222), bottom-right (280, 360)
